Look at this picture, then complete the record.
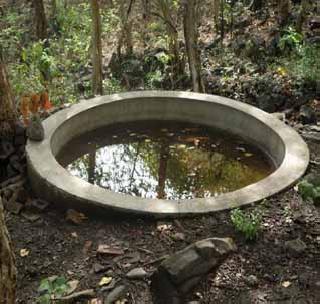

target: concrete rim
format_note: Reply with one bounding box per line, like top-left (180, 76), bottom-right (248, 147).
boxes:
top-left (26, 91), bottom-right (309, 218)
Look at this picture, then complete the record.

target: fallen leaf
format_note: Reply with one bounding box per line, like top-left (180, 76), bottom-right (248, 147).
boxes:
top-left (66, 280), bottom-right (79, 295)
top-left (66, 209), bottom-right (87, 224)
top-left (71, 232), bottom-right (78, 238)
top-left (99, 276), bottom-right (112, 286)
top-left (20, 248), bottom-right (29, 257)
top-left (97, 245), bottom-right (124, 256)
top-left (282, 281), bottom-right (291, 288)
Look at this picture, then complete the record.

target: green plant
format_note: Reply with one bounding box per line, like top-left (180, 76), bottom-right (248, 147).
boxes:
top-left (279, 27), bottom-right (303, 52)
top-left (37, 276), bottom-right (69, 304)
top-left (230, 208), bottom-right (262, 241)
top-left (298, 180), bottom-right (320, 204)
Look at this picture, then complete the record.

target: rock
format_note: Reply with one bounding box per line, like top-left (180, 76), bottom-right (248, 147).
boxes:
top-left (30, 199), bottom-right (50, 211)
top-left (93, 263), bottom-right (106, 274)
top-left (27, 114), bottom-right (44, 141)
top-left (299, 105), bottom-right (317, 125)
top-left (126, 267), bottom-right (148, 280)
top-left (285, 239), bottom-right (307, 257)
top-left (151, 238), bottom-right (236, 304)
top-left (104, 285), bottom-right (127, 304)
top-left (245, 275), bottom-right (259, 287)
top-left (21, 210), bottom-right (41, 222)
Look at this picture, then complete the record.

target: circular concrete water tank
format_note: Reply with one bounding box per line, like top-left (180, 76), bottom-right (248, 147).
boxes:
top-left (26, 91), bottom-right (309, 218)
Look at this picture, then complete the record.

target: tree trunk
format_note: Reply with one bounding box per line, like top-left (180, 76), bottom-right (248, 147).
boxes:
top-left (0, 196), bottom-right (17, 304)
top-left (0, 52), bottom-right (17, 304)
top-left (213, 0), bottom-right (220, 30)
top-left (90, 0), bottom-right (103, 95)
top-left (296, 0), bottom-right (310, 33)
top-left (117, 0), bottom-right (134, 57)
top-left (183, 0), bottom-right (204, 93)
top-left (278, 0), bottom-right (290, 25)
top-left (155, 0), bottom-right (184, 82)
top-left (33, 0), bottom-right (47, 40)
top-left (0, 53), bottom-right (16, 137)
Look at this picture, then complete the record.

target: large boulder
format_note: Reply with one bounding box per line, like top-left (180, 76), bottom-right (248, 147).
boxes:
top-left (151, 238), bottom-right (236, 304)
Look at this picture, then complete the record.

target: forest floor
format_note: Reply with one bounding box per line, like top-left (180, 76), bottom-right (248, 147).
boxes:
top-left (6, 113), bottom-right (320, 304)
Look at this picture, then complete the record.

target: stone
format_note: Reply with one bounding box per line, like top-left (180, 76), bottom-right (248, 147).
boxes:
top-left (27, 114), bottom-right (44, 141)
top-left (126, 267), bottom-right (148, 280)
top-left (21, 210), bottom-right (41, 222)
top-left (285, 239), bottom-right (307, 257)
top-left (93, 263), bottom-right (106, 274)
top-left (30, 199), bottom-right (50, 211)
top-left (299, 105), bottom-right (317, 125)
top-left (104, 285), bottom-right (127, 304)
top-left (151, 238), bottom-right (236, 304)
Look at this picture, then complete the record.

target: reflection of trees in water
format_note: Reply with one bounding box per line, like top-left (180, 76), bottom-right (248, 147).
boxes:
top-left (67, 135), bottom-right (270, 200)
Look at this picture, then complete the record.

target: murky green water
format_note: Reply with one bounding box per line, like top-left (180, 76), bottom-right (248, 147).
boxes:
top-left (57, 121), bottom-right (274, 200)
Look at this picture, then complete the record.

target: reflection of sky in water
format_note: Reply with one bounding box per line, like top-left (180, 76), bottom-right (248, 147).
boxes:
top-left (63, 121), bottom-right (274, 200)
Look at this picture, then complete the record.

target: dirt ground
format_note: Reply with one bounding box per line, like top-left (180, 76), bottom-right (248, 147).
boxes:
top-left (3, 128), bottom-right (319, 303)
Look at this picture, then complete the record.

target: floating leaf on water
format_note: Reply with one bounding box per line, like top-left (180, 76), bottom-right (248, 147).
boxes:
top-left (99, 276), bottom-right (112, 286)
top-left (177, 144), bottom-right (186, 149)
top-left (144, 139), bottom-right (151, 143)
top-left (282, 281), bottom-right (291, 288)
top-left (167, 133), bottom-right (175, 137)
top-left (20, 248), bottom-right (29, 257)
top-left (236, 147), bottom-right (246, 153)
top-left (244, 153), bottom-right (253, 157)
top-left (112, 135), bottom-right (118, 138)
top-left (129, 133), bottom-right (136, 137)
top-left (160, 128), bottom-right (168, 132)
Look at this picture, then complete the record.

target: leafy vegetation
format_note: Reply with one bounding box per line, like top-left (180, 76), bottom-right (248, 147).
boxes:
top-left (230, 208), bottom-right (262, 241)
top-left (37, 276), bottom-right (68, 304)
top-left (298, 179), bottom-right (320, 205)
